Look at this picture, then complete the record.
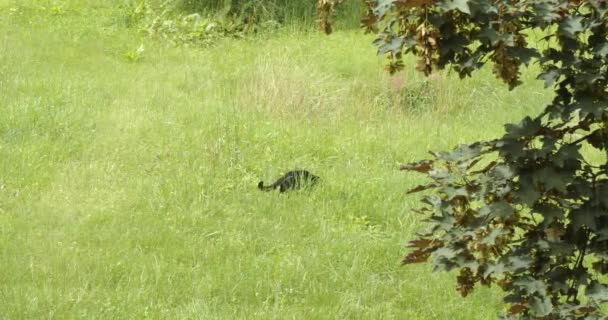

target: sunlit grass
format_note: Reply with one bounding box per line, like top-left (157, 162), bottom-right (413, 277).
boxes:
top-left (0, 1), bottom-right (552, 319)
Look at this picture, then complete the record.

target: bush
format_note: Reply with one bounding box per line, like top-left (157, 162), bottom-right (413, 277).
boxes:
top-left (122, 0), bottom-right (268, 47)
top-left (176, 0), bottom-right (316, 23)
top-left (176, 0), bottom-right (362, 27)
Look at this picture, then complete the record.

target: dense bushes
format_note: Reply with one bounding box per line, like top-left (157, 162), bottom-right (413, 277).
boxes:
top-left (122, 0), bottom-right (361, 47)
top-left (175, 0), bottom-right (361, 25)
top-left (176, 0), bottom-right (317, 23)
top-left (121, 0), bottom-right (263, 47)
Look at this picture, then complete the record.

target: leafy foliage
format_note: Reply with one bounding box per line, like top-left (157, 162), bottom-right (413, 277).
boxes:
top-left (321, 0), bottom-right (608, 318)
top-left (177, 0), bottom-right (313, 22)
top-left (124, 43), bottom-right (146, 63)
top-left (122, 0), bottom-right (279, 47)
top-left (176, 0), bottom-right (366, 29)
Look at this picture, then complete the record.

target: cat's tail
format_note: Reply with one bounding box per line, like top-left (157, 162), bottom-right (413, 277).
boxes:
top-left (258, 181), bottom-right (274, 191)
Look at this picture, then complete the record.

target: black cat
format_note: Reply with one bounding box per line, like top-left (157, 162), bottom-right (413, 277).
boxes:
top-left (258, 170), bottom-right (320, 193)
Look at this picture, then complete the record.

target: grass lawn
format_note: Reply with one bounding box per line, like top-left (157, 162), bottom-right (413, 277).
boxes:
top-left (0, 1), bottom-right (552, 319)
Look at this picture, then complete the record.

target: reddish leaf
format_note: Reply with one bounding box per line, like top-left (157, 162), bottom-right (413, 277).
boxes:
top-left (508, 303), bottom-right (527, 315)
top-left (406, 239), bottom-right (434, 248)
top-left (412, 208), bottom-right (430, 214)
top-left (406, 183), bottom-right (440, 194)
top-left (576, 306), bottom-right (596, 314)
top-left (401, 249), bottom-right (432, 264)
top-left (466, 158), bottom-right (482, 170)
top-left (360, 15), bottom-right (377, 28)
top-left (402, 240), bottom-right (441, 264)
top-left (400, 160), bottom-right (434, 173)
top-left (471, 161), bottom-right (497, 174)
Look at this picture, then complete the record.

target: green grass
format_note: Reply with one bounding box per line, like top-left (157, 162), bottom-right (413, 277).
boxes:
top-left (0, 1), bottom-right (552, 319)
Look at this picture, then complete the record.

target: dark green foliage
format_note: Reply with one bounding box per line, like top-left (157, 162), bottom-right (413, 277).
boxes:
top-left (321, 0), bottom-right (608, 318)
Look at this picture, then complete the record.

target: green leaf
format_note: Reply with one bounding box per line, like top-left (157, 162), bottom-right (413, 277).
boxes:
top-left (508, 47), bottom-right (540, 65)
top-left (479, 201), bottom-right (515, 219)
top-left (483, 262), bottom-right (506, 278)
top-left (433, 247), bottom-right (458, 259)
top-left (436, 144), bottom-right (482, 162)
top-left (441, 35), bottom-right (469, 54)
top-left (592, 43), bottom-right (608, 56)
top-left (377, 36), bottom-right (403, 56)
top-left (546, 267), bottom-right (570, 292)
top-left (507, 255), bottom-right (533, 273)
top-left (480, 227), bottom-right (508, 245)
top-left (517, 174), bottom-right (541, 206)
top-left (570, 205), bottom-right (599, 231)
top-left (489, 163), bottom-right (514, 180)
top-left (534, 203), bottom-right (564, 226)
top-left (577, 71), bottom-right (605, 86)
top-left (586, 281), bottom-right (608, 303)
top-left (529, 295), bottom-right (553, 317)
top-left (429, 212), bottom-right (456, 231)
top-left (467, 0), bottom-right (497, 16)
top-left (598, 183), bottom-right (608, 208)
top-left (372, 0), bottom-right (395, 19)
top-left (499, 139), bottom-right (527, 161)
top-left (504, 116), bottom-right (541, 138)
top-left (589, 0), bottom-right (608, 16)
top-left (441, 186), bottom-right (468, 200)
top-left (431, 247), bottom-right (461, 271)
top-left (439, 0), bottom-right (470, 14)
top-left (587, 130), bottom-right (607, 150)
top-left (478, 26), bottom-right (499, 44)
top-left (514, 277), bottom-right (547, 295)
top-left (558, 16), bottom-right (584, 39)
top-left (574, 95), bottom-right (608, 118)
top-left (533, 2), bottom-right (560, 22)
top-left (552, 144), bottom-right (581, 168)
top-left (533, 167), bottom-right (571, 193)
top-left (537, 67), bottom-right (560, 88)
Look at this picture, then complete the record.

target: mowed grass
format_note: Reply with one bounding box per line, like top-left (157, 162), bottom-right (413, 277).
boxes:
top-left (0, 2), bottom-right (552, 319)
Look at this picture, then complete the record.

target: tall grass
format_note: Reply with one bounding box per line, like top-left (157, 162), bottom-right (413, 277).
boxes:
top-left (0, 1), bottom-right (552, 319)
